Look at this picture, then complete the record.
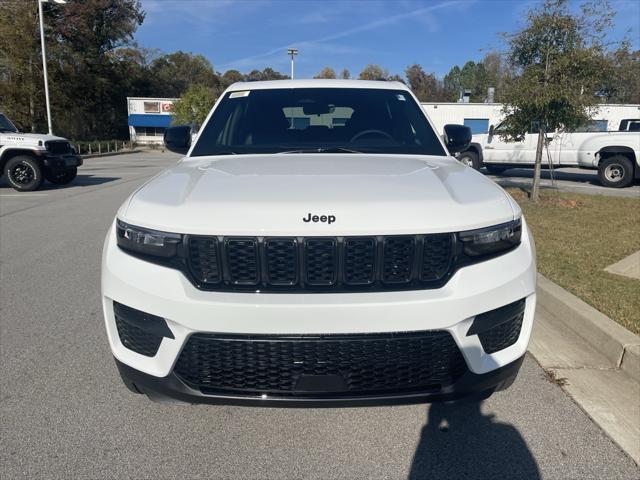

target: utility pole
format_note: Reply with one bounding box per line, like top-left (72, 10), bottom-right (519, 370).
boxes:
top-left (38, 0), bottom-right (67, 135)
top-left (287, 48), bottom-right (298, 79)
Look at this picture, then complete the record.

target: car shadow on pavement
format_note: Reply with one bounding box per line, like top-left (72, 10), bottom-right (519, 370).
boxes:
top-left (408, 401), bottom-right (541, 479)
top-left (0, 175), bottom-right (120, 190)
top-left (485, 167), bottom-right (601, 185)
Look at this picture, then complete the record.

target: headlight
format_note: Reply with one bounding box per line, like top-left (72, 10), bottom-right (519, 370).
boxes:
top-left (458, 218), bottom-right (521, 257)
top-left (116, 220), bottom-right (182, 258)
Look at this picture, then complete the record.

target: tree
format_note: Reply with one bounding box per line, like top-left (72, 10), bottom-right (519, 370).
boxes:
top-left (0, 1), bottom-right (43, 132)
top-left (340, 68), bottom-right (351, 79)
top-left (219, 69), bottom-right (245, 89)
top-left (171, 84), bottom-right (216, 127)
top-left (387, 74), bottom-right (405, 83)
top-left (358, 64), bottom-right (389, 80)
top-left (500, 0), bottom-right (612, 202)
top-left (600, 43), bottom-right (640, 103)
top-left (0, 0), bottom-right (146, 139)
top-left (405, 64), bottom-right (440, 101)
top-left (150, 51), bottom-right (218, 98)
top-left (314, 67), bottom-right (337, 79)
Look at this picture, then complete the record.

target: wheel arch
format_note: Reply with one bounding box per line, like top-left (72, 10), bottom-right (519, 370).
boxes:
top-left (0, 148), bottom-right (42, 173)
top-left (462, 143), bottom-right (484, 163)
top-left (597, 146), bottom-right (636, 166)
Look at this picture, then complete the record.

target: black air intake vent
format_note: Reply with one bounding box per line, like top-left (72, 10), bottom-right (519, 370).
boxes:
top-left (113, 302), bottom-right (173, 357)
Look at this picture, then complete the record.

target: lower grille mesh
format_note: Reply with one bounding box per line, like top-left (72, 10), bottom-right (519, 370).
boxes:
top-left (174, 331), bottom-right (468, 397)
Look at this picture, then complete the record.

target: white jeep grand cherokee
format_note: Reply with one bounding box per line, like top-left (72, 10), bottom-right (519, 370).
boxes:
top-left (102, 80), bottom-right (536, 406)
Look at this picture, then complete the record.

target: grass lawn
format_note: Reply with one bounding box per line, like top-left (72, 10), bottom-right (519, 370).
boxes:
top-left (508, 188), bottom-right (640, 335)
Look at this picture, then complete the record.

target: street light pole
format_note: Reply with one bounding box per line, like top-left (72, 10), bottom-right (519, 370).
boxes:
top-left (287, 48), bottom-right (298, 80)
top-left (38, 0), bottom-right (66, 135)
top-left (38, 0), bottom-right (53, 135)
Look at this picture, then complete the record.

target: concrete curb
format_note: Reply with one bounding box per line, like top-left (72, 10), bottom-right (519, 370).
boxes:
top-left (537, 274), bottom-right (640, 382)
top-left (81, 149), bottom-right (142, 159)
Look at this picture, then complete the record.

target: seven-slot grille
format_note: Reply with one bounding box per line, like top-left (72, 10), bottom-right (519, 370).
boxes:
top-left (187, 234), bottom-right (454, 292)
top-left (45, 140), bottom-right (72, 155)
top-left (173, 331), bottom-right (468, 397)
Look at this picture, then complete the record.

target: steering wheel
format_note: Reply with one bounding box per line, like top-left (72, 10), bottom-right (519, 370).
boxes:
top-left (350, 129), bottom-right (393, 142)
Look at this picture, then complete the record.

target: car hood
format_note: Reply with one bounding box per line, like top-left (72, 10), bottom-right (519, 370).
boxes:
top-left (121, 154), bottom-right (518, 236)
top-left (0, 132), bottom-right (69, 145)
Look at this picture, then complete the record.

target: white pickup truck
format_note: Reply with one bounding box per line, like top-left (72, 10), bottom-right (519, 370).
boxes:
top-left (458, 120), bottom-right (640, 188)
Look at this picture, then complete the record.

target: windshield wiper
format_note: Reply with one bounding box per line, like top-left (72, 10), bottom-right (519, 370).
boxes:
top-left (278, 147), bottom-right (363, 154)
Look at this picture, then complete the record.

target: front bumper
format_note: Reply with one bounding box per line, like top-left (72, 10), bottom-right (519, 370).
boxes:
top-left (102, 219), bottom-right (536, 405)
top-left (42, 153), bottom-right (82, 169)
top-left (116, 354), bottom-right (525, 407)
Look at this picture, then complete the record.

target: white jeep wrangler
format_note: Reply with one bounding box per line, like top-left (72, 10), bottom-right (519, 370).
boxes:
top-left (0, 113), bottom-right (82, 191)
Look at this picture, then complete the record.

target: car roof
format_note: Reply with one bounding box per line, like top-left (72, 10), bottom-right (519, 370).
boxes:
top-left (226, 79), bottom-right (410, 92)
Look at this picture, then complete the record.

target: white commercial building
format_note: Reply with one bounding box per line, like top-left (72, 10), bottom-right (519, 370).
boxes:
top-left (422, 102), bottom-right (640, 135)
top-left (127, 97), bottom-right (177, 145)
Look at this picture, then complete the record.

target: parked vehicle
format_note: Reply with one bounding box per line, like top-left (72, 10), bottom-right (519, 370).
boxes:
top-left (102, 80), bottom-right (536, 406)
top-left (458, 121), bottom-right (640, 188)
top-left (0, 113), bottom-right (82, 191)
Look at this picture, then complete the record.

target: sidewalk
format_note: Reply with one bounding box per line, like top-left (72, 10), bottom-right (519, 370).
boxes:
top-left (529, 275), bottom-right (640, 464)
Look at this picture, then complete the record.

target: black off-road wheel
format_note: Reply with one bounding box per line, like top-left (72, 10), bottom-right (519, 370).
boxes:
top-left (598, 155), bottom-right (634, 188)
top-left (45, 167), bottom-right (77, 185)
top-left (4, 155), bottom-right (44, 192)
top-left (457, 150), bottom-right (481, 170)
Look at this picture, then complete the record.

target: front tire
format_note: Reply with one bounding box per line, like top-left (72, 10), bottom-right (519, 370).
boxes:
top-left (598, 155), bottom-right (634, 188)
top-left (457, 150), bottom-right (481, 170)
top-left (45, 167), bottom-right (77, 185)
top-left (4, 155), bottom-right (44, 192)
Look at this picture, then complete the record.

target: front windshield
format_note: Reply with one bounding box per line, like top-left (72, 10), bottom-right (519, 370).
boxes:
top-left (190, 87), bottom-right (446, 156)
top-left (0, 114), bottom-right (18, 133)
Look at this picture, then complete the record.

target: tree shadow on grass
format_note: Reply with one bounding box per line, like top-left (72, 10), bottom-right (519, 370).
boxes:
top-left (409, 401), bottom-right (540, 480)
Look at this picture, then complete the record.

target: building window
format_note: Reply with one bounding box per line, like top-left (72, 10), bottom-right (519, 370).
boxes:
top-left (143, 101), bottom-right (160, 113)
top-left (463, 118), bottom-right (490, 134)
top-left (135, 126), bottom-right (166, 137)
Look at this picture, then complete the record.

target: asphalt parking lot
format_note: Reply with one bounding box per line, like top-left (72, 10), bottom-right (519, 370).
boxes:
top-left (1, 152), bottom-right (638, 479)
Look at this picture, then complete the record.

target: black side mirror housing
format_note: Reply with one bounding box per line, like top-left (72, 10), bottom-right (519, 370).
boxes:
top-left (443, 124), bottom-right (472, 154)
top-left (164, 125), bottom-right (192, 154)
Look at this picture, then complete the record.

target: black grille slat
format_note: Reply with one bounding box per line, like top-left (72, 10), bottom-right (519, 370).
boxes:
top-left (421, 234), bottom-right (454, 281)
top-left (265, 238), bottom-right (298, 286)
top-left (226, 238), bottom-right (259, 285)
top-left (189, 237), bottom-right (221, 284)
top-left (174, 331), bottom-right (468, 397)
top-left (305, 238), bottom-right (337, 286)
top-left (186, 234), bottom-right (455, 292)
top-left (344, 238), bottom-right (376, 285)
top-left (382, 236), bottom-right (415, 283)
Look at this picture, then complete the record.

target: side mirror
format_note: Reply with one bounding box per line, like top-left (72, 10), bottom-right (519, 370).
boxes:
top-left (443, 124), bottom-right (472, 154)
top-left (164, 125), bottom-right (192, 154)
top-left (489, 125), bottom-right (495, 136)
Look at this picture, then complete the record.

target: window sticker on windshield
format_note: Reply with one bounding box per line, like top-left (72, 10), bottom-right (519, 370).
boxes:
top-left (229, 91), bottom-right (250, 98)
top-left (396, 94), bottom-right (406, 101)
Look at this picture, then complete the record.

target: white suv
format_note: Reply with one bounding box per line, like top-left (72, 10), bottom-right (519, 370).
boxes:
top-left (0, 113), bottom-right (82, 191)
top-left (102, 80), bottom-right (536, 406)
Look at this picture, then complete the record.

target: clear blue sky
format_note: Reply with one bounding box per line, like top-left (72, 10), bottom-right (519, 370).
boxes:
top-left (135, 0), bottom-right (640, 79)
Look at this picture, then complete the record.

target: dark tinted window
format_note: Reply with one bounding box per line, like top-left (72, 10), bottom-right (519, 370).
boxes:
top-left (0, 114), bottom-right (18, 133)
top-left (190, 88), bottom-right (446, 156)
